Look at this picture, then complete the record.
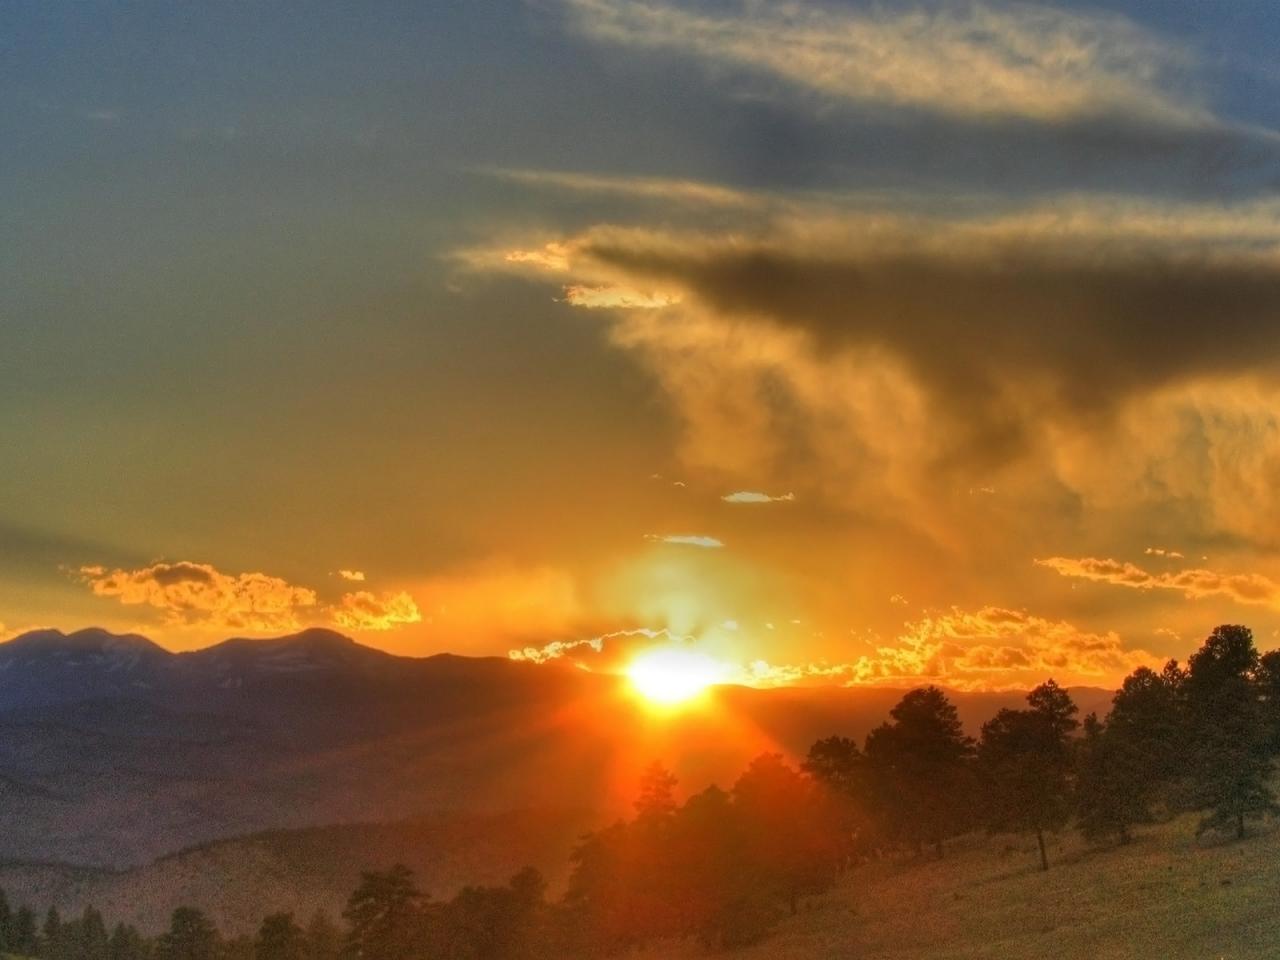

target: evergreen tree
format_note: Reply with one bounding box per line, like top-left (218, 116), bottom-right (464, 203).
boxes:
top-left (1185, 625), bottom-right (1278, 839)
top-left (80, 906), bottom-right (110, 960)
top-left (731, 753), bottom-right (840, 915)
top-left (107, 923), bottom-right (146, 960)
top-left (14, 907), bottom-right (40, 957)
top-left (155, 907), bottom-right (218, 960)
top-left (803, 736), bottom-right (873, 863)
top-left (342, 865), bottom-right (424, 960)
top-left (1074, 713), bottom-right (1153, 845)
top-left (254, 913), bottom-right (303, 960)
top-left (0, 888), bottom-right (13, 954)
top-left (864, 686), bottom-right (975, 858)
top-left (42, 906), bottom-right (64, 960)
top-left (978, 681), bottom-right (1078, 870)
top-left (302, 912), bottom-right (341, 960)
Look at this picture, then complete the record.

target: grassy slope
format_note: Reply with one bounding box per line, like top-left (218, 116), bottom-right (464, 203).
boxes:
top-left (644, 813), bottom-right (1280, 960)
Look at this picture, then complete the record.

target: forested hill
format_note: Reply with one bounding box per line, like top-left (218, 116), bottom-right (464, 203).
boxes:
top-left (0, 627), bottom-right (1113, 868)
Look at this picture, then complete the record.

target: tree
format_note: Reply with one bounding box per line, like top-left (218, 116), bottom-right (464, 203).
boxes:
top-left (155, 907), bottom-right (219, 960)
top-left (1185, 626), bottom-right (1277, 839)
top-left (42, 907), bottom-right (64, 960)
top-left (978, 681), bottom-right (1078, 870)
top-left (731, 753), bottom-right (840, 915)
top-left (1074, 713), bottom-right (1153, 845)
top-left (78, 906), bottom-right (110, 960)
top-left (803, 736), bottom-right (873, 863)
top-left (1108, 663), bottom-right (1187, 799)
top-left (107, 923), bottom-right (146, 960)
top-left (863, 687), bottom-right (975, 858)
top-left (254, 913), bottom-right (304, 960)
top-left (14, 907), bottom-right (40, 957)
top-left (1253, 648), bottom-right (1280, 753)
top-left (303, 911), bottom-right (341, 960)
top-left (0, 888), bottom-right (13, 954)
top-left (342, 865), bottom-right (424, 960)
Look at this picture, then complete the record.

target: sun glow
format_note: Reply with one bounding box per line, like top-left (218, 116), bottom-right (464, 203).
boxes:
top-left (626, 647), bottom-right (729, 706)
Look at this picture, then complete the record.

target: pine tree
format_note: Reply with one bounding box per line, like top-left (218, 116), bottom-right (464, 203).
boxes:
top-left (42, 906), bottom-right (63, 960)
top-left (342, 865), bottom-right (425, 960)
top-left (302, 911), bottom-right (341, 960)
top-left (0, 888), bottom-right (13, 954)
top-left (1074, 713), bottom-right (1153, 845)
top-left (14, 907), bottom-right (40, 957)
top-left (978, 681), bottom-right (1078, 870)
top-left (1185, 625), bottom-right (1278, 839)
top-left (80, 906), bottom-right (109, 960)
top-left (107, 923), bottom-right (145, 960)
top-left (154, 907), bottom-right (218, 960)
top-left (254, 913), bottom-right (303, 960)
top-left (864, 686), bottom-right (975, 858)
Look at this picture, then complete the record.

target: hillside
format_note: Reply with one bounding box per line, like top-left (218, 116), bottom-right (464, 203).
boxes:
top-left (0, 808), bottom-right (595, 936)
top-left (0, 627), bottom-right (1115, 867)
top-left (639, 814), bottom-right (1280, 960)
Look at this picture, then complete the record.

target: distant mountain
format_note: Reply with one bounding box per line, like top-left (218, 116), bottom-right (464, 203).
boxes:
top-left (0, 627), bottom-right (1116, 873)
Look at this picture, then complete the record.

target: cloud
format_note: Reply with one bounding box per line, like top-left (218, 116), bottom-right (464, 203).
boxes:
top-left (511, 608), bottom-right (1154, 691)
top-left (80, 561), bottom-right (319, 632)
top-left (721, 491), bottom-right (795, 504)
top-left (562, 284), bottom-right (681, 309)
top-left (644, 534), bottom-right (724, 548)
top-left (488, 168), bottom-right (761, 208)
top-left (1036, 556), bottom-right (1280, 610)
top-left (509, 626), bottom-right (679, 667)
top-left (1144, 548), bottom-right (1184, 560)
top-left (503, 243), bottom-right (572, 271)
top-left (331, 591), bottom-right (422, 631)
top-left (337, 569), bottom-right (366, 582)
top-left (558, 0), bottom-right (1207, 126)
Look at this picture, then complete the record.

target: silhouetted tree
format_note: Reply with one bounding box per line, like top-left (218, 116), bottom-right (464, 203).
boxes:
top-left (107, 923), bottom-right (146, 960)
top-left (155, 907), bottom-right (218, 960)
top-left (15, 906), bottom-right (40, 957)
top-left (1185, 625), bottom-right (1277, 839)
top-left (42, 907), bottom-right (64, 960)
top-left (979, 681), bottom-right (1078, 870)
top-left (254, 913), bottom-right (304, 960)
top-left (732, 753), bottom-right (839, 916)
top-left (1075, 713), bottom-right (1153, 845)
top-left (1253, 648), bottom-right (1280, 753)
top-left (342, 865), bottom-right (424, 960)
top-left (1108, 663), bottom-right (1187, 802)
top-left (802, 736), bottom-right (872, 865)
top-left (303, 911), bottom-right (341, 960)
top-left (864, 687), bottom-right (975, 858)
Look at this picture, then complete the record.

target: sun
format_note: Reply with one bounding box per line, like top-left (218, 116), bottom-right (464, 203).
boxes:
top-left (626, 647), bottom-right (729, 706)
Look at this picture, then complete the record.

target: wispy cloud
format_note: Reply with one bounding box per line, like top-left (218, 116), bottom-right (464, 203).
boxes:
top-left (644, 534), bottom-right (725, 548)
top-left (337, 569), bottom-right (367, 582)
top-left (488, 167), bottom-right (762, 208)
top-left (721, 490), bottom-right (795, 504)
top-left (1036, 556), bottom-right (1280, 609)
top-left (562, 284), bottom-right (681, 309)
top-left (558, 0), bottom-right (1207, 126)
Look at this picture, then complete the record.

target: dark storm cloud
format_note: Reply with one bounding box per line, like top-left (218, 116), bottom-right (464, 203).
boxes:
top-left (579, 221), bottom-right (1280, 463)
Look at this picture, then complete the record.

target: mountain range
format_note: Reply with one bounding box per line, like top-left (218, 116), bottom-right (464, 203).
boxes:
top-left (0, 626), bottom-right (1116, 932)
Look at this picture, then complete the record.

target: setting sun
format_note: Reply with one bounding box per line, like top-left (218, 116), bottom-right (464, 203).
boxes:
top-left (626, 647), bottom-right (729, 705)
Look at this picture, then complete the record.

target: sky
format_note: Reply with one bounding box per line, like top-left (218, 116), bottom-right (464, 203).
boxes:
top-left (5, 0), bottom-right (1280, 690)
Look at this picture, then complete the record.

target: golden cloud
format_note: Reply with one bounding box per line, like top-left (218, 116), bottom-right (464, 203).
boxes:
top-left (560, 0), bottom-right (1205, 125)
top-left (1036, 556), bottom-right (1280, 609)
top-left (80, 561), bottom-right (319, 632)
top-left (562, 284), bottom-right (681, 309)
top-left (745, 607), bottom-right (1158, 692)
top-left (331, 590), bottom-right (423, 631)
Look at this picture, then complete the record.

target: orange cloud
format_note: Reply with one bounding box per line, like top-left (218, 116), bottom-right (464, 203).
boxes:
top-left (331, 590), bottom-right (422, 631)
top-left (562, 284), bottom-right (680, 309)
top-left (1036, 556), bottom-right (1280, 609)
top-left (80, 561), bottom-right (318, 632)
top-left (337, 569), bottom-right (366, 582)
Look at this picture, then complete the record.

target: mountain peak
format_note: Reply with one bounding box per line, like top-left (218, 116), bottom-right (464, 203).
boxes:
top-left (3, 627), bottom-right (168, 656)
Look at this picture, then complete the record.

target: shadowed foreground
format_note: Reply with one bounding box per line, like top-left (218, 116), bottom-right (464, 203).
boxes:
top-left (640, 813), bottom-right (1279, 960)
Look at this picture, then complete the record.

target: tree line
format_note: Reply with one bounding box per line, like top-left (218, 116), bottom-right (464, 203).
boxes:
top-left (2, 624), bottom-right (1277, 959)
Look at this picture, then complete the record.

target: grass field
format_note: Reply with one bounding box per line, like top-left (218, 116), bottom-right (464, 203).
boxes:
top-left (642, 813), bottom-right (1280, 960)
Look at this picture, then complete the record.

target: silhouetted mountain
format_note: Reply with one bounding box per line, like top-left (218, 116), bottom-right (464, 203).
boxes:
top-left (0, 627), bottom-right (1115, 872)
